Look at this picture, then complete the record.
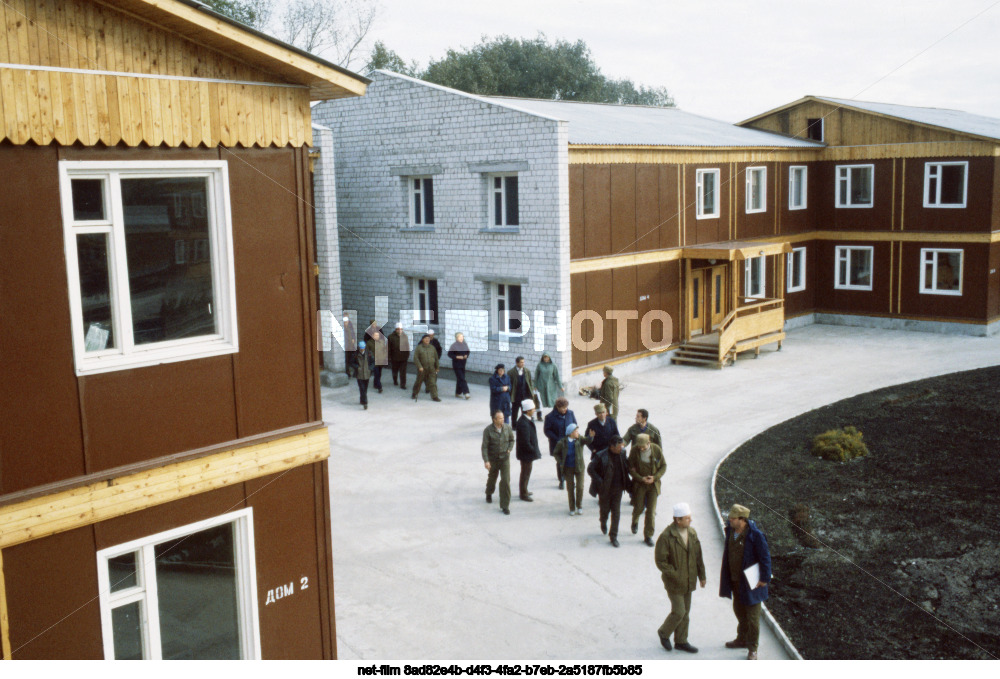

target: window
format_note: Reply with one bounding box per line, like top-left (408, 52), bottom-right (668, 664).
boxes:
top-left (489, 174), bottom-right (519, 228)
top-left (924, 162), bottom-right (967, 208)
top-left (413, 278), bottom-right (439, 325)
top-left (835, 246), bottom-right (874, 290)
top-left (409, 177), bottom-right (434, 225)
top-left (920, 248), bottom-right (963, 295)
top-left (789, 166), bottom-right (807, 210)
top-left (96, 509), bottom-right (260, 660)
top-left (836, 165), bottom-right (874, 208)
top-left (492, 283), bottom-right (522, 336)
top-left (744, 256), bottom-right (765, 298)
top-left (787, 247), bottom-right (807, 293)
top-left (695, 169), bottom-right (720, 219)
top-left (806, 118), bottom-right (824, 142)
top-left (745, 167), bottom-right (766, 213)
top-left (60, 161), bottom-right (237, 376)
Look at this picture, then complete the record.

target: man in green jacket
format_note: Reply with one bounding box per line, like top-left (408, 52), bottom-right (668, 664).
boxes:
top-left (623, 409), bottom-right (662, 448)
top-left (598, 365), bottom-right (621, 420)
top-left (654, 502), bottom-right (706, 653)
top-left (411, 334), bottom-right (441, 402)
top-left (481, 410), bottom-right (515, 514)
top-left (627, 433), bottom-right (666, 545)
top-left (552, 423), bottom-right (591, 516)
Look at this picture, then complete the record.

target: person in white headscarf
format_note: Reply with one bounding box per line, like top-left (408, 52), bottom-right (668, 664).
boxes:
top-left (653, 502), bottom-right (706, 654)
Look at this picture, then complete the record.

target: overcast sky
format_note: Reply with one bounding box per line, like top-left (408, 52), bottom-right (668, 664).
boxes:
top-left (364, 0), bottom-right (1000, 123)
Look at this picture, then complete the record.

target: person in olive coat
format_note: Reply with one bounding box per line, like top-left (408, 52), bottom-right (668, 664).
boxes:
top-left (627, 433), bottom-right (667, 545)
top-left (533, 352), bottom-right (562, 408)
top-left (411, 334), bottom-right (441, 402)
top-left (586, 435), bottom-right (631, 547)
top-left (552, 423), bottom-right (591, 515)
top-left (489, 364), bottom-right (512, 423)
top-left (349, 340), bottom-right (375, 409)
top-left (515, 399), bottom-right (542, 501)
top-left (387, 323), bottom-right (410, 389)
top-left (719, 504), bottom-right (772, 660)
top-left (481, 410), bottom-right (515, 514)
top-left (654, 502), bottom-right (706, 654)
top-left (623, 409), bottom-right (662, 448)
top-left (597, 365), bottom-right (621, 421)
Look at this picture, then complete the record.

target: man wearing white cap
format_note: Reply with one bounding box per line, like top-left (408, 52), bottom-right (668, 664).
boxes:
top-left (515, 399), bottom-right (542, 501)
top-left (654, 502), bottom-right (706, 654)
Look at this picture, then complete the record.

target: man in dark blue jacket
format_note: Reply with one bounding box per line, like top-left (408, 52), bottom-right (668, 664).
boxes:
top-left (719, 504), bottom-right (772, 660)
top-left (586, 436), bottom-right (631, 548)
top-left (543, 397), bottom-right (577, 489)
top-left (586, 403), bottom-right (619, 460)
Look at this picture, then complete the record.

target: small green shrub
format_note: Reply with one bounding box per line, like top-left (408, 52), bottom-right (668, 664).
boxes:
top-left (811, 426), bottom-right (869, 462)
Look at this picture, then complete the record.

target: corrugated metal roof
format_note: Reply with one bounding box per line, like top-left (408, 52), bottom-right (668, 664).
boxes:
top-left (818, 97), bottom-right (1000, 142)
top-left (480, 96), bottom-right (824, 148)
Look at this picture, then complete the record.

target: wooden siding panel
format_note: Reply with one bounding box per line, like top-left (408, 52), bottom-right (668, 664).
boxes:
top-left (611, 266), bottom-right (639, 358)
top-left (635, 164), bottom-right (660, 252)
top-left (610, 164), bottom-right (636, 255)
top-left (583, 165), bottom-right (612, 259)
top-left (657, 165), bottom-right (680, 249)
top-left (570, 272), bottom-right (587, 367)
top-left (585, 269), bottom-right (614, 366)
top-left (897, 242), bottom-right (989, 320)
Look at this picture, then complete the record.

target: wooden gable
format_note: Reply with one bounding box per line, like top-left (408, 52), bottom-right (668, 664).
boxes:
top-left (0, 0), bottom-right (367, 147)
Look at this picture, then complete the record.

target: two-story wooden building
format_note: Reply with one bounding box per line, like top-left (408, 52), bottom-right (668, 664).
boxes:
top-left (0, 0), bottom-right (367, 659)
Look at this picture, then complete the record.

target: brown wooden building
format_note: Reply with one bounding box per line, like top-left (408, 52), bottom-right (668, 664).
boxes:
top-left (0, 0), bottom-right (366, 659)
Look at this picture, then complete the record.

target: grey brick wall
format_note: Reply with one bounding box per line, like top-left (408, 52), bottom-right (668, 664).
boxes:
top-left (312, 72), bottom-right (572, 382)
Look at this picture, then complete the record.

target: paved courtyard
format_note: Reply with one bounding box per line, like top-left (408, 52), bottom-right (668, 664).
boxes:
top-left (321, 324), bottom-right (1000, 660)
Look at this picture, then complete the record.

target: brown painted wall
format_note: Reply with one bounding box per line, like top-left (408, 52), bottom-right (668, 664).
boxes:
top-left (0, 144), bottom-right (318, 493)
top-left (814, 240), bottom-right (892, 315)
top-left (733, 162), bottom-right (779, 241)
top-left (779, 164), bottom-right (815, 235)
top-left (3, 462), bottom-right (333, 659)
top-left (989, 244), bottom-right (1000, 321)
top-left (897, 242), bottom-right (989, 320)
top-left (812, 160), bottom-right (894, 232)
top-left (902, 157), bottom-right (994, 233)
top-left (784, 242), bottom-right (818, 318)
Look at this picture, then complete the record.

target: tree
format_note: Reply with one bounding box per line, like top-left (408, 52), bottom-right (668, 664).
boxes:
top-left (363, 41), bottom-right (420, 77)
top-left (200, 0), bottom-right (273, 30)
top-left (420, 34), bottom-right (674, 107)
top-left (274, 0), bottom-right (378, 69)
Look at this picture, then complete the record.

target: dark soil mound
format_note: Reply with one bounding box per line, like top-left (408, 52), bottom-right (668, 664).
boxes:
top-left (715, 365), bottom-right (1000, 659)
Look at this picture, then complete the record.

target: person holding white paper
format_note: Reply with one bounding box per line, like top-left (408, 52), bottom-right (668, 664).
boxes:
top-left (719, 503), bottom-right (772, 660)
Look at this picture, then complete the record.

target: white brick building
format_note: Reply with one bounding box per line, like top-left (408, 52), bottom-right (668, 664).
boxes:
top-left (312, 71), bottom-right (573, 379)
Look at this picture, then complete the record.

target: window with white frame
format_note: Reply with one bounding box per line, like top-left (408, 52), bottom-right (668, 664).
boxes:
top-left (492, 283), bottom-right (522, 336)
top-left (60, 161), bottom-right (237, 376)
top-left (920, 248), bottom-right (963, 295)
top-left (409, 177), bottom-right (434, 225)
top-left (96, 509), bottom-right (260, 660)
top-left (745, 167), bottom-right (766, 213)
top-left (789, 166), bottom-right (807, 210)
top-left (695, 168), bottom-right (720, 219)
top-left (744, 256), bottom-right (765, 298)
top-left (489, 174), bottom-right (519, 228)
top-left (923, 162), bottom-right (967, 208)
top-left (835, 246), bottom-right (874, 290)
top-left (413, 278), bottom-right (439, 325)
top-left (787, 247), bottom-right (807, 292)
top-left (836, 165), bottom-right (874, 208)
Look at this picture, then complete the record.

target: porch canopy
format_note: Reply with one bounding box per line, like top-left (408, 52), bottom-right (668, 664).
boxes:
top-left (680, 240), bottom-right (792, 261)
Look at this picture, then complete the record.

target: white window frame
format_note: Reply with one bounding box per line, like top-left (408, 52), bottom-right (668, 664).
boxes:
top-left (835, 164), bottom-right (874, 208)
top-left (745, 166), bottom-right (766, 214)
top-left (744, 256), bottom-right (766, 299)
top-left (491, 282), bottom-right (523, 337)
top-left (923, 161), bottom-right (968, 208)
top-left (788, 166), bottom-right (808, 210)
top-left (59, 161), bottom-right (238, 376)
top-left (488, 173), bottom-right (519, 229)
top-left (413, 277), bottom-right (439, 326)
top-left (787, 247), bottom-right (807, 293)
top-left (695, 168), bottom-right (720, 219)
top-left (408, 176), bottom-right (434, 226)
top-left (834, 245), bottom-right (874, 291)
top-left (919, 248), bottom-right (963, 296)
top-left (96, 508), bottom-right (261, 660)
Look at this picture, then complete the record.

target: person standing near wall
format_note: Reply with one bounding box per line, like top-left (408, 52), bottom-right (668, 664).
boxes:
top-left (448, 332), bottom-right (471, 399)
top-left (482, 410), bottom-right (515, 515)
top-left (598, 365), bottom-right (621, 421)
top-left (534, 352), bottom-right (562, 409)
top-left (411, 334), bottom-right (441, 402)
top-left (342, 315), bottom-right (357, 378)
top-left (509, 356), bottom-right (535, 422)
top-left (627, 434), bottom-right (666, 546)
top-left (515, 399), bottom-right (542, 501)
top-left (654, 502), bottom-right (706, 654)
top-left (350, 340), bottom-right (375, 410)
top-left (367, 329), bottom-right (388, 394)
top-left (388, 323), bottom-right (410, 389)
top-left (720, 504), bottom-right (772, 660)
top-left (553, 423), bottom-right (590, 516)
top-left (489, 364), bottom-right (512, 423)
top-left (543, 397), bottom-right (576, 490)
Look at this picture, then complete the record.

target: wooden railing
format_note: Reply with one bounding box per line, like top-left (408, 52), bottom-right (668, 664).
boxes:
top-left (716, 298), bottom-right (785, 363)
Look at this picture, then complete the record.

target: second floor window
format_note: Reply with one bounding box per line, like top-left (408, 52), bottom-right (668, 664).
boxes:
top-left (924, 162), bottom-right (967, 208)
top-left (789, 166), bottom-right (807, 210)
top-left (696, 169), bottom-right (720, 219)
top-left (746, 167), bottom-right (766, 213)
top-left (836, 165), bottom-right (874, 208)
top-left (410, 177), bottom-right (434, 225)
top-left (490, 174), bottom-right (519, 227)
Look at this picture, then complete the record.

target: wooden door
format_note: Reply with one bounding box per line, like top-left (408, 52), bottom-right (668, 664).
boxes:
top-left (688, 269), bottom-right (709, 336)
top-left (709, 265), bottom-right (727, 329)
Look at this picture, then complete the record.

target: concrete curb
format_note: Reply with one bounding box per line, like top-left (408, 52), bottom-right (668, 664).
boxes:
top-left (711, 441), bottom-right (805, 661)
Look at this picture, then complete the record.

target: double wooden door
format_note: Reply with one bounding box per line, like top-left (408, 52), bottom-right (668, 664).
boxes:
top-left (688, 265), bottom-right (727, 336)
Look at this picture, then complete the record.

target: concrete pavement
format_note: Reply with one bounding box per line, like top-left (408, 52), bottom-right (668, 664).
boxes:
top-left (322, 324), bottom-right (1000, 660)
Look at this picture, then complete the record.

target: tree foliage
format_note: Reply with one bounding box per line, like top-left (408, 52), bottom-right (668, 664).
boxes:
top-left (363, 41), bottom-right (420, 77)
top-left (200, 0), bottom-right (273, 30)
top-left (413, 35), bottom-right (674, 107)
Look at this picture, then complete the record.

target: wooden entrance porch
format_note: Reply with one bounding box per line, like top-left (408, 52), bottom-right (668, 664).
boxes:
top-left (672, 241), bottom-right (790, 369)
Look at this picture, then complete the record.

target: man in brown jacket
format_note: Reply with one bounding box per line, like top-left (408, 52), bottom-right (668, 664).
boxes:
top-left (654, 502), bottom-right (706, 653)
top-left (627, 433), bottom-right (666, 546)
